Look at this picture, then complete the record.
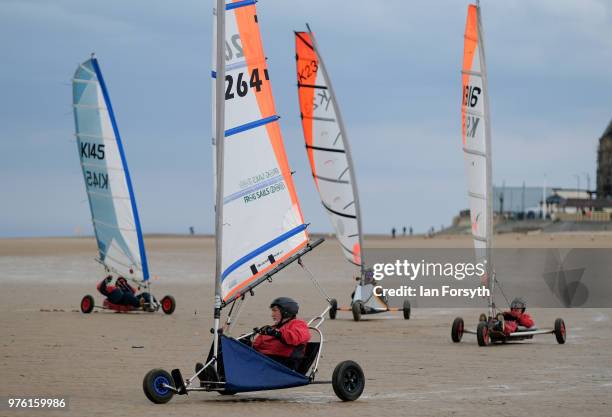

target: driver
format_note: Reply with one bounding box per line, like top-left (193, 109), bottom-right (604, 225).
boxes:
top-left (499, 297), bottom-right (535, 335)
top-left (253, 297), bottom-right (311, 369)
top-left (97, 275), bottom-right (152, 311)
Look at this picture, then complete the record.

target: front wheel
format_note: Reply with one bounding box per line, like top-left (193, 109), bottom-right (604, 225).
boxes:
top-left (329, 298), bottom-right (338, 320)
top-left (332, 360), bottom-right (365, 401)
top-left (143, 369), bottom-right (175, 404)
top-left (476, 321), bottom-right (490, 347)
top-left (451, 317), bottom-right (464, 343)
top-left (402, 300), bottom-right (411, 320)
top-left (351, 301), bottom-right (363, 322)
top-left (80, 295), bottom-right (94, 314)
top-left (554, 318), bottom-right (566, 344)
top-left (161, 295), bottom-right (176, 315)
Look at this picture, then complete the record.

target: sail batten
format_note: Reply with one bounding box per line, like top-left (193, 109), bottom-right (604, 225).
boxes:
top-left (72, 56), bottom-right (149, 281)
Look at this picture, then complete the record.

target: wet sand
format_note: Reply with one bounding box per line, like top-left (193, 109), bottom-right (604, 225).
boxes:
top-left (1, 234), bottom-right (611, 417)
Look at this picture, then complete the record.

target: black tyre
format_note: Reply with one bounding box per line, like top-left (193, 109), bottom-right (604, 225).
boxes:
top-left (351, 301), bottom-right (363, 322)
top-left (478, 313), bottom-right (487, 322)
top-left (332, 360), bottom-right (365, 401)
top-left (403, 299), bottom-right (411, 320)
top-left (476, 321), bottom-right (490, 347)
top-left (80, 295), bottom-right (95, 314)
top-left (143, 369), bottom-right (175, 404)
top-left (451, 317), bottom-right (464, 343)
top-left (554, 318), bottom-right (566, 344)
top-left (329, 298), bottom-right (338, 320)
top-left (160, 295), bottom-right (176, 315)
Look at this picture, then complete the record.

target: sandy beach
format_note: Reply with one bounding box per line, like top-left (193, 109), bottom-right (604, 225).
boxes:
top-left (1, 234), bottom-right (611, 417)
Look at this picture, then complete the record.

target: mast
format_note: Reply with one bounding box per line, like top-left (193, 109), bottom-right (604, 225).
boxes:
top-left (306, 24), bottom-right (366, 282)
top-left (476, 1), bottom-right (495, 313)
top-left (213, 0), bottom-right (226, 365)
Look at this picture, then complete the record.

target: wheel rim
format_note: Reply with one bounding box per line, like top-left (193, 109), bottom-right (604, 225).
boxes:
top-left (153, 375), bottom-right (170, 396)
top-left (458, 321), bottom-right (464, 336)
top-left (82, 298), bottom-right (90, 311)
top-left (343, 368), bottom-right (360, 393)
top-left (561, 322), bottom-right (566, 338)
top-left (483, 327), bottom-right (489, 344)
top-left (162, 298), bottom-right (172, 311)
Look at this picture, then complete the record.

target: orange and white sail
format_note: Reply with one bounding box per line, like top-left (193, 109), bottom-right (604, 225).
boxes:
top-left (461, 3), bottom-right (493, 285)
top-left (212, 0), bottom-right (308, 304)
top-left (295, 29), bottom-right (364, 273)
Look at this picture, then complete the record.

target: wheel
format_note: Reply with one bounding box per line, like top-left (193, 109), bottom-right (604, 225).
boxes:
top-left (80, 295), bottom-right (94, 314)
top-left (329, 298), bottom-right (338, 320)
top-left (554, 318), bottom-right (566, 344)
top-left (218, 390), bottom-right (236, 396)
top-left (351, 301), bottom-right (363, 322)
top-left (160, 295), bottom-right (176, 315)
top-left (143, 369), bottom-right (175, 404)
top-left (332, 360), bottom-right (365, 401)
top-left (478, 313), bottom-right (487, 322)
top-left (451, 317), bottom-right (464, 343)
top-left (476, 321), bottom-right (490, 347)
top-left (402, 299), bottom-right (411, 320)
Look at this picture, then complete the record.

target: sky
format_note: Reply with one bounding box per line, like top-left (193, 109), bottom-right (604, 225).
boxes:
top-left (1, 0), bottom-right (611, 238)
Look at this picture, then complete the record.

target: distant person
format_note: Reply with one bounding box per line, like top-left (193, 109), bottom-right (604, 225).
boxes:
top-left (409, 226), bottom-right (413, 236)
top-left (402, 226), bottom-right (406, 236)
top-left (253, 297), bottom-right (311, 370)
top-left (189, 226), bottom-right (195, 236)
top-left (496, 297), bottom-right (535, 335)
top-left (391, 227), bottom-right (396, 239)
top-left (97, 276), bottom-right (152, 311)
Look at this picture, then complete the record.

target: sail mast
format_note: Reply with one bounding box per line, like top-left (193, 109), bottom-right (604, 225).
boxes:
top-left (213, 0), bottom-right (226, 362)
top-left (305, 24), bottom-right (366, 281)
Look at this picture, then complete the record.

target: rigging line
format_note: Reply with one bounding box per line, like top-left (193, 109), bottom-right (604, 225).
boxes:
top-left (493, 273), bottom-right (511, 308)
top-left (298, 258), bottom-right (332, 303)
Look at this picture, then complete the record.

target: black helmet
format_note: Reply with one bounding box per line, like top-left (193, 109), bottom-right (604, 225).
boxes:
top-left (510, 297), bottom-right (526, 312)
top-left (270, 297), bottom-right (299, 318)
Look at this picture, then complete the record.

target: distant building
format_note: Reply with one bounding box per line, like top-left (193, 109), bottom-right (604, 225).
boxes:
top-left (597, 119), bottom-right (612, 199)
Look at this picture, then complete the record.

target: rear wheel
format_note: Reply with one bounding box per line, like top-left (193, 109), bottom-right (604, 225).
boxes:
top-left (329, 298), bottom-right (338, 320)
top-left (554, 318), bottom-right (566, 344)
top-left (161, 295), bottom-right (176, 315)
top-left (477, 321), bottom-right (490, 346)
top-left (351, 301), bottom-right (363, 322)
top-left (402, 300), bottom-right (411, 320)
top-left (80, 295), bottom-right (94, 314)
top-left (332, 360), bottom-right (365, 401)
top-left (451, 317), bottom-right (464, 343)
top-left (143, 369), bottom-right (175, 404)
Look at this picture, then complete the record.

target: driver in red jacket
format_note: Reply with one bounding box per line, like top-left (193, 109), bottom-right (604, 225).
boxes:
top-left (500, 297), bottom-right (535, 335)
top-left (253, 297), bottom-right (311, 369)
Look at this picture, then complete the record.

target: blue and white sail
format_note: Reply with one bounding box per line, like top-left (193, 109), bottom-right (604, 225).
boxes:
top-left (72, 56), bottom-right (150, 281)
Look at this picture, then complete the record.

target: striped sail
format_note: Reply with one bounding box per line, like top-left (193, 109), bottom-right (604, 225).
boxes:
top-left (295, 30), bottom-right (363, 271)
top-left (213, 0), bottom-right (308, 304)
top-left (72, 57), bottom-right (149, 281)
top-left (461, 4), bottom-right (493, 285)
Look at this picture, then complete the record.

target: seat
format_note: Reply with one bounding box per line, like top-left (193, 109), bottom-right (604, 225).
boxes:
top-left (295, 342), bottom-right (320, 376)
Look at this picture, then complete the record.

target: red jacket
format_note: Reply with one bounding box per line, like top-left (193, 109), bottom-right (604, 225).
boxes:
top-left (503, 311), bottom-right (535, 335)
top-left (253, 318), bottom-right (310, 358)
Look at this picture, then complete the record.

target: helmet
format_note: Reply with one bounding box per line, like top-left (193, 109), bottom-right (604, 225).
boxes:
top-left (270, 297), bottom-right (299, 318)
top-left (510, 297), bottom-right (526, 312)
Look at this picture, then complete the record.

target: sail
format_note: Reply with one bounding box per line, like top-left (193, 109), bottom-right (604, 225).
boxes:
top-left (461, 4), bottom-right (493, 282)
top-left (72, 57), bottom-right (150, 281)
top-left (295, 30), bottom-right (363, 271)
top-left (213, 0), bottom-right (309, 304)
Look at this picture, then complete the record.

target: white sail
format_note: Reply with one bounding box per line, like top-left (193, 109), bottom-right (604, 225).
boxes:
top-left (213, 0), bottom-right (309, 304)
top-left (295, 30), bottom-right (364, 272)
top-left (461, 4), bottom-right (493, 285)
top-left (72, 57), bottom-right (149, 281)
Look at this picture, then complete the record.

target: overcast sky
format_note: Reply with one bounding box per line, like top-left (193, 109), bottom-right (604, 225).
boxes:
top-left (1, 0), bottom-right (611, 238)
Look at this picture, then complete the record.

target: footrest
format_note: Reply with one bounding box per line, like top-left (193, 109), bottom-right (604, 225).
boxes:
top-left (171, 368), bottom-right (187, 395)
